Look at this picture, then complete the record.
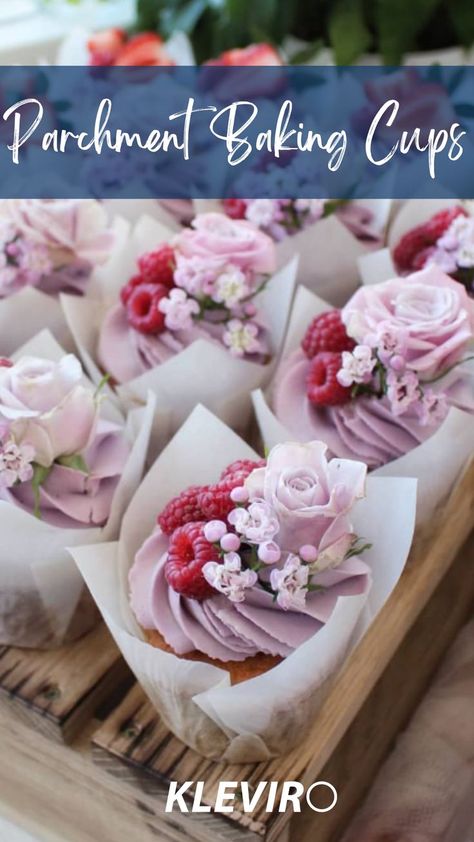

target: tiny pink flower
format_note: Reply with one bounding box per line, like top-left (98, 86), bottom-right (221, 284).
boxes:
top-left (0, 437), bottom-right (35, 489)
top-left (228, 499), bottom-right (280, 544)
top-left (222, 319), bottom-right (263, 357)
top-left (415, 389), bottom-right (449, 426)
top-left (203, 554), bottom-right (257, 603)
top-left (337, 345), bottom-right (376, 388)
top-left (269, 554), bottom-right (309, 611)
top-left (158, 288), bottom-right (200, 332)
top-left (386, 369), bottom-right (420, 416)
top-left (173, 254), bottom-right (223, 297)
top-left (213, 265), bottom-right (250, 308)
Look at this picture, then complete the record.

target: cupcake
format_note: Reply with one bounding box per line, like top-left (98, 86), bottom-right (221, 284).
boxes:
top-left (129, 440), bottom-right (371, 684)
top-left (0, 340), bottom-right (153, 648)
top-left (391, 201), bottom-right (474, 296)
top-left (71, 405), bottom-right (416, 760)
top-left (0, 199), bottom-right (116, 355)
top-left (63, 212), bottom-right (296, 443)
top-left (267, 266), bottom-right (474, 471)
top-left (195, 196), bottom-right (389, 305)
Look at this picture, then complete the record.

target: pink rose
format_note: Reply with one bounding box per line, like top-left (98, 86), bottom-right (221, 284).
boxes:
top-left (0, 355), bottom-right (98, 467)
top-left (177, 212), bottom-right (276, 274)
top-left (4, 199), bottom-right (114, 266)
top-left (342, 266), bottom-right (474, 378)
top-left (244, 441), bottom-right (366, 554)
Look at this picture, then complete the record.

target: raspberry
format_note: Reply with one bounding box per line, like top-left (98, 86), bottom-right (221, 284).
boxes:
top-left (198, 474), bottom-right (246, 520)
top-left (126, 283), bottom-right (168, 334)
top-left (423, 206), bottom-right (467, 240)
top-left (137, 245), bottom-right (176, 288)
top-left (302, 310), bottom-right (355, 359)
top-left (306, 352), bottom-right (352, 407)
top-left (165, 522), bottom-right (220, 600)
top-left (158, 485), bottom-right (209, 535)
top-left (220, 458), bottom-right (265, 481)
top-left (120, 273), bottom-right (145, 307)
top-left (0, 358), bottom-right (13, 368)
top-left (393, 207), bottom-right (467, 272)
top-left (222, 199), bottom-right (247, 220)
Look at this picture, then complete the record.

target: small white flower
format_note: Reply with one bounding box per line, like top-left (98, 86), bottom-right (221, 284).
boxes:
top-left (213, 265), bottom-right (250, 308)
top-left (269, 554), bottom-right (309, 611)
top-left (228, 499), bottom-right (280, 544)
top-left (202, 554), bottom-right (257, 603)
top-left (158, 288), bottom-right (200, 332)
top-left (337, 345), bottom-right (376, 388)
top-left (457, 243), bottom-right (474, 269)
top-left (222, 319), bottom-right (263, 357)
top-left (0, 437), bottom-right (35, 489)
top-left (245, 199), bottom-right (279, 229)
top-left (415, 389), bottom-right (448, 426)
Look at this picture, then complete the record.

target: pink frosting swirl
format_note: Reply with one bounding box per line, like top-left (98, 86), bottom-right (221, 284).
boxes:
top-left (129, 529), bottom-right (369, 661)
top-left (342, 267), bottom-right (474, 378)
top-left (1, 418), bottom-right (130, 528)
top-left (272, 349), bottom-right (445, 470)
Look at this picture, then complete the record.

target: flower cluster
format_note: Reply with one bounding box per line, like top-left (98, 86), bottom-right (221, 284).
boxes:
top-left (393, 206), bottom-right (474, 295)
top-left (223, 198), bottom-right (326, 241)
top-left (158, 441), bottom-right (368, 611)
top-left (0, 354), bottom-right (101, 515)
top-left (301, 268), bottom-right (474, 422)
top-left (120, 213), bottom-right (276, 358)
top-left (0, 200), bottom-right (114, 299)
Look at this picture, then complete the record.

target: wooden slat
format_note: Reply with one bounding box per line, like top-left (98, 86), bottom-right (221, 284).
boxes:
top-left (92, 460), bottom-right (474, 841)
top-left (0, 622), bottom-right (132, 743)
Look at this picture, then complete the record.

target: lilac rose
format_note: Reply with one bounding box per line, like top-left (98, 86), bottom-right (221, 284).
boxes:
top-left (0, 355), bottom-right (98, 467)
top-left (243, 441), bottom-right (367, 555)
top-left (342, 266), bottom-right (474, 378)
top-left (177, 212), bottom-right (276, 274)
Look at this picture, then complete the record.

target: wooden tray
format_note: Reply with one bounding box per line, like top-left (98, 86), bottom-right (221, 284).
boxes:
top-left (91, 461), bottom-right (474, 842)
top-left (0, 622), bottom-right (132, 743)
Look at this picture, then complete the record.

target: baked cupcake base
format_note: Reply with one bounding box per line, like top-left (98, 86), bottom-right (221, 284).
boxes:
top-left (144, 628), bottom-right (281, 685)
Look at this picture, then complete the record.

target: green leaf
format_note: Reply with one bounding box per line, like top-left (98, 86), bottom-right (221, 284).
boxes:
top-left (375, 0), bottom-right (443, 64)
top-left (57, 454), bottom-right (89, 474)
top-left (329, 0), bottom-right (371, 65)
top-left (448, 0), bottom-right (474, 48)
top-left (94, 372), bottom-right (111, 400)
top-left (31, 464), bottom-right (51, 520)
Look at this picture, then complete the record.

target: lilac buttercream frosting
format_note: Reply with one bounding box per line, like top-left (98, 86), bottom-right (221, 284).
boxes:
top-left (272, 349), bottom-right (442, 470)
top-left (129, 529), bottom-right (369, 662)
top-left (1, 419), bottom-right (130, 528)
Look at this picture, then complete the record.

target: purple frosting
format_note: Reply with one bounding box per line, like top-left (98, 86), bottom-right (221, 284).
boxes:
top-left (1, 419), bottom-right (130, 528)
top-left (272, 349), bottom-right (442, 469)
top-left (129, 530), bottom-right (369, 662)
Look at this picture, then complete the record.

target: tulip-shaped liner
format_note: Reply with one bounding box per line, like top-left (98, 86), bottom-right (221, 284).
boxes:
top-left (0, 329), bottom-right (155, 648)
top-left (61, 214), bottom-right (297, 453)
top-left (0, 200), bottom-right (122, 356)
top-left (252, 274), bottom-right (474, 526)
top-left (71, 405), bottom-right (416, 762)
top-left (194, 199), bottom-right (391, 306)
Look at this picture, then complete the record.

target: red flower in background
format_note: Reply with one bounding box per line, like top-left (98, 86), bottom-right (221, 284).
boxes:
top-left (205, 43), bottom-right (282, 67)
top-left (87, 29), bottom-right (175, 67)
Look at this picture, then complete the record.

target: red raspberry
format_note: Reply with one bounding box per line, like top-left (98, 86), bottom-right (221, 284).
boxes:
top-left (120, 273), bottom-right (145, 306)
top-left (306, 352), bottom-right (352, 407)
top-left (302, 311), bottom-right (355, 359)
top-left (137, 245), bottom-right (176, 288)
top-left (220, 458), bottom-right (265, 481)
top-left (0, 358), bottom-right (13, 368)
top-left (393, 207), bottom-right (467, 272)
top-left (423, 206), bottom-right (467, 240)
top-left (157, 486), bottom-right (209, 535)
top-left (126, 283), bottom-right (168, 334)
top-left (222, 199), bottom-right (247, 220)
top-left (165, 522), bottom-right (221, 600)
top-left (198, 474), bottom-right (246, 520)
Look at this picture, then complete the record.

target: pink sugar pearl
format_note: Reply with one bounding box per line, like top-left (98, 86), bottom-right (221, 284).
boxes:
top-left (299, 544), bottom-right (318, 563)
top-left (204, 520), bottom-right (227, 543)
top-left (220, 533), bottom-right (241, 552)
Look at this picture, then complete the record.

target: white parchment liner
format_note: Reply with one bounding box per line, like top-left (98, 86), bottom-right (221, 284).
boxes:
top-left (70, 404), bottom-right (416, 762)
top-left (194, 199), bottom-right (391, 306)
top-left (252, 282), bottom-right (474, 526)
top-left (0, 329), bottom-right (155, 648)
top-left (61, 214), bottom-right (298, 454)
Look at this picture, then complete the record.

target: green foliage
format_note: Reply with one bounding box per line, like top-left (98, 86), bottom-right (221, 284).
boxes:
top-left (135, 0), bottom-right (474, 64)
